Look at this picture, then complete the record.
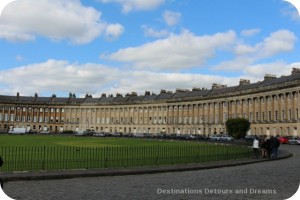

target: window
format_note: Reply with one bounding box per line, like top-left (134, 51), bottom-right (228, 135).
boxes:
top-left (215, 115), bottom-right (219, 123)
top-left (223, 113), bottom-right (227, 122)
top-left (10, 114), bottom-right (14, 122)
top-left (282, 110), bottom-right (285, 120)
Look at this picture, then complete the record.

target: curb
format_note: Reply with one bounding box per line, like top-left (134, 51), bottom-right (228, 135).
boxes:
top-left (1, 150), bottom-right (292, 182)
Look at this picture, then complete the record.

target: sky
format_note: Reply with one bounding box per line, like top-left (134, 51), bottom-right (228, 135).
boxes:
top-left (0, 0), bottom-right (299, 98)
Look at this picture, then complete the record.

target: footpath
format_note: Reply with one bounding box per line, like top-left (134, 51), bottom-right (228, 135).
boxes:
top-left (0, 149), bottom-right (292, 182)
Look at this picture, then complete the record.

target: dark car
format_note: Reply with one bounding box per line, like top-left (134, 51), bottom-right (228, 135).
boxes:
top-left (244, 135), bottom-right (256, 143)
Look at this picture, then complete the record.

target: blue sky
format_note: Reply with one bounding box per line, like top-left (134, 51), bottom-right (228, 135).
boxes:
top-left (0, 0), bottom-right (299, 97)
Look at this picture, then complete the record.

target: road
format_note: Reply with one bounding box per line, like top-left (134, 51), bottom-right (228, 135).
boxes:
top-left (2, 145), bottom-right (300, 200)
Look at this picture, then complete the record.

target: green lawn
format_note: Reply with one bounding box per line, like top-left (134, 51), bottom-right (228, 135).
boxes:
top-left (0, 134), bottom-right (202, 147)
top-left (0, 135), bottom-right (250, 172)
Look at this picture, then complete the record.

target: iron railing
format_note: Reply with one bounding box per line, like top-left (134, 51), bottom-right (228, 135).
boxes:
top-left (0, 144), bottom-right (250, 172)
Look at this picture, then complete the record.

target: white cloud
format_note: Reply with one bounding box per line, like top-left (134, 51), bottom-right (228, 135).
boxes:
top-left (0, 59), bottom-right (297, 97)
top-left (242, 61), bottom-right (291, 79)
top-left (0, 59), bottom-right (236, 96)
top-left (241, 29), bottom-right (260, 37)
top-left (256, 29), bottom-right (297, 58)
top-left (213, 29), bottom-right (297, 71)
top-left (99, 0), bottom-right (165, 13)
top-left (109, 71), bottom-right (239, 95)
top-left (142, 25), bottom-right (169, 38)
top-left (163, 10), bottom-right (181, 26)
top-left (0, 59), bottom-right (122, 95)
top-left (0, 0), bottom-right (124, 44)
top-left (105, 24), bottom-right (125, 40)
top-left (102, 30), bottom-right (237, 70)
top-left (238, 30), bottom-right (297, 58)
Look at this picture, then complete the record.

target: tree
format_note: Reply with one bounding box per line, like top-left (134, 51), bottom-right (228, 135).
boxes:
top-left (225, 118), bottom-right (250, 139)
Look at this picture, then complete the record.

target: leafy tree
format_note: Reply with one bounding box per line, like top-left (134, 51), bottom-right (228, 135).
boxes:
top-left (225, 118), bottom-right (250, 139)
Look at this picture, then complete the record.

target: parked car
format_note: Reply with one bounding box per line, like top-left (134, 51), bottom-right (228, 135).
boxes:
top-left (278, 136), bottom-right (289, 144)
top-left (40, 130), bottom-right (50, 134)
top-left (219, 135), bottom-right (234, 141)
top-left (244, 135), bottom-right (256, 143)
top-left (209, 135), bottom-right (220, 141)
top-left (93, 132), bottom-right (105, 137)
top-left (288, 137), bottom-right (300, 145)
top-left (185, 134), bottom-right (196, 140)
top-left (195, 135), bottom-right (208, 140)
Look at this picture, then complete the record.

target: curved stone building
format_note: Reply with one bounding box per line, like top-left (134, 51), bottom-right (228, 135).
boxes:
top-left (1, 68), bottom-right (300, 137)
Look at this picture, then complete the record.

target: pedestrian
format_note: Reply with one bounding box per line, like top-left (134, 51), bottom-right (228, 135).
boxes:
top-left (0, 156), bottom-right (3, 189)
top-left (269, 136), bottom-right (277, 159)
top-left (260, 137), bottom-right (268, 158)
top-left (252, 136), bottom-right (260, 159)
top-left (272, 137), bottom-right (281, 159)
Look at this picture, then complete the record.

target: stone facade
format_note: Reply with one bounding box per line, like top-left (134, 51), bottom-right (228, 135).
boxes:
top-left (1, 69), bottom-right (300, 137)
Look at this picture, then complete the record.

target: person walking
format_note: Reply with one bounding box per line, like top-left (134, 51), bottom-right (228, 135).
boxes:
top-left (252, 136), bottom-right (260, 159)
top-left (272, 136), bottom-right (281, 159)
top-left (269, 136), bottom-right (277, 159)
top-left (260, 136), bottom-right (268, 158)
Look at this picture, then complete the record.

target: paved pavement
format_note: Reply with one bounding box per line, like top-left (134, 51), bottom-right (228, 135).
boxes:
top-left (1, 145), bottom-right (299, 200)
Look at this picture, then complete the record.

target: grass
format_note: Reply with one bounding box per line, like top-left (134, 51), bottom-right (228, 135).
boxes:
top-left (0, 135), bottom-right (250, 172)
top-left (0, 134), bottom-right (201, 147)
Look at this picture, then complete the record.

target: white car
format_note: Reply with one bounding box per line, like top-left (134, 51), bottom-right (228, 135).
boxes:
top-left (288, 138), bottom-right (300, 145)
top-left (219, 136), bottom-right (234, 141)
top-left (209, 135), bottom-right (220, 141)
top-left (93, 132), bottom-right (105, 137)
top-left (40, 130), bottom-right (50, 134)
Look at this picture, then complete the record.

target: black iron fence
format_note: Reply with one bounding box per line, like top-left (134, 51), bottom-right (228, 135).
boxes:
top-left (0, 144), bottom-right (250, 172)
